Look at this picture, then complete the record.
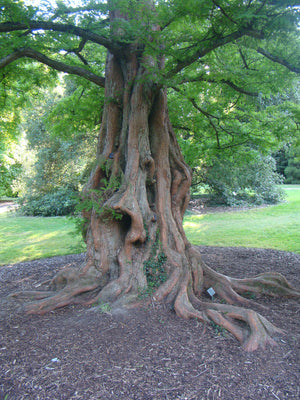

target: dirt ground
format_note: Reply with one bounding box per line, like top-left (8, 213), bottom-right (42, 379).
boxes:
top-left (0, 244), bottom-right (299, 400)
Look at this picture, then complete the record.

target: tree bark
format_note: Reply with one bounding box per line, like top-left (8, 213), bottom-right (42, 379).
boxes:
top-left (11, 26), bottom-right (300, 352)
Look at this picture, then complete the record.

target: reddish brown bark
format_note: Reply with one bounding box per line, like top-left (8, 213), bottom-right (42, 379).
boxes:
top-left (11, 15), bottom-right (300, 351)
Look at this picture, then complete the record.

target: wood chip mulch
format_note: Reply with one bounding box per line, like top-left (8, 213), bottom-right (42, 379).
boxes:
top-left (0, 246), bottom-right (299, 400)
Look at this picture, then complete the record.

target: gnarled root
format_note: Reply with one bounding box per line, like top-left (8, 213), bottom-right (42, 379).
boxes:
top-left (10, 264), bottom-right (105, 314)
top-left (9, 244), bottom-right (299, 351)
top-left (158, 246), bottom-right (300, 351)
top-left (172, 281), bottom-right (285, 351)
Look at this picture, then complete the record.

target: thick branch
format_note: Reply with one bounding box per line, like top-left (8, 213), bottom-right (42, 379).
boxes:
top-left (178, 76), bottom-right (258, 97)
top-left (0, 21), bottom-right (120, 53)
top-left (166, 28), bottom-right (264, 78)
top-left (257, 47), bottom-right (300, 74)
top-left (0, 48), bottom-right (105, 87)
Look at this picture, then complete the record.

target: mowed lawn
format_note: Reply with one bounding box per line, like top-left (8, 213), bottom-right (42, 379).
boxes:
top-left (0, 185), bottom-right (299, 265)
top-left (0, 214), bottom-right (85, 265)
top-left (184, 185), bottom-right (300, 253)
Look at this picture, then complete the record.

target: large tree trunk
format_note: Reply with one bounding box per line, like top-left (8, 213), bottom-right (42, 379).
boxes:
top-left (12, 47), bottom-right (299, 351)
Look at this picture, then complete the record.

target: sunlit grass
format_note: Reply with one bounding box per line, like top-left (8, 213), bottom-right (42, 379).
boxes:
top-left (0, 214), bottom-right (85, 265)
top-left (0, 185), bottom-right (299, 265)
top-left (183, 186), bottom-right (300, 253)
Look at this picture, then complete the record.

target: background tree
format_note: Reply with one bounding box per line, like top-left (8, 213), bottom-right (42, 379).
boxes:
top-left (14, 78), bottom-right (101, 215)
top-left (284, 146), bottom-right (300, 184)
top-left (274, 143), bottom-right (300, 184)
top-left (1, 0), bottom-right (299, 351)
top-left (0, 147), bottom-right (21, 198)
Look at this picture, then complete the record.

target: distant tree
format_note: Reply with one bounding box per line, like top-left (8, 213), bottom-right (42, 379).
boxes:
top-left (15, 82), bottom-right (99, 215)
top-left (1, 0), bottom-right (299, 351)
top-left (284, 145), bottom-right (300, 184)
top-left (0, 149), bottom-right (21, 198)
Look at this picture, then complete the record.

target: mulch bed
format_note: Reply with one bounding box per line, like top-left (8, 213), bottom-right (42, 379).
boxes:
top-left (0, 246), bottom-right (299, 400)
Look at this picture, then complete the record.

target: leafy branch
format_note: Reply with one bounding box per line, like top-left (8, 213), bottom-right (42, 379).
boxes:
top-left (0, 21), bottom-right (120, 53)
top-left (0, 48), bottom-right (105, 87)
top-left (257, 47), bottom-right (300, 74)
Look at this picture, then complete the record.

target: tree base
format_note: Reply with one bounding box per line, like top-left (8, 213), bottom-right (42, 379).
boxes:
top-left (10, 246), bottom-right (299, 352)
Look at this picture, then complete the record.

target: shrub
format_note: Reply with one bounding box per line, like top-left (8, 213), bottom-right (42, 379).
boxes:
top-left (19, 187), bottom-right (78, 216)
top-left (201, 153), bottom-right (285, 206)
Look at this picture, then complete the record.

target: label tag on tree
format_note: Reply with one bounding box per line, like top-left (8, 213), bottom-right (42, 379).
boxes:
top-left (207, 287), bottom-right (216, 300)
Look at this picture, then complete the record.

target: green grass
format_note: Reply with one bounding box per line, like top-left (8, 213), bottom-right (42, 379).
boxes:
top-left (184, 185), bottom-right (300, 253)
top-left (0, 185), bottom-right (299, 265)
top-left (0, 213), bottom-right (85, 265)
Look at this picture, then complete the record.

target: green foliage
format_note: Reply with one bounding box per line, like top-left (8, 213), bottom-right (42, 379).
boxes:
top-left (0, 152), bottom-right (21, 197)
top-left (18, 187), bottom-right (78, 217)
top-left (284, 146), bottom-right (300, 184)
top-left (210, 321), bottom-right (227, 337)
top-left (73, 170), bottom-right (122, 240)
top-left (13, 82), bottom-right (99, 215)
top-left (76, 173), bottom-right (122, 217)
top-left (274, 142), bottom-right (300, 184)
top-left (92, 299), bottom-right (111, 313)
top-left (201, 152), bottom-right (285, 206)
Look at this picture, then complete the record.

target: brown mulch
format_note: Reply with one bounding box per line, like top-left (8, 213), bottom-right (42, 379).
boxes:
top-left (0, 246), bottom-right (299, 400)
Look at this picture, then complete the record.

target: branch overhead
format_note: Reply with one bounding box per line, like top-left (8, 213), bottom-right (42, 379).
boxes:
top-left (179, 76), bottom-right (258, 97)
top-left (0, 21), bottom-right (120, 54)
top-left (257, 47), bottom-right (300, 74)
top-left (0, 48), bottom-right (105, 87)
top-left (166, 27), bottom-right (265, 78)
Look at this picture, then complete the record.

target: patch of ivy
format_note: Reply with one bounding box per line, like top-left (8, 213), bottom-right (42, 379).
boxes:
top-left (243, 291), bottom-right (257, 299)
top-left (92, 299), bottom-right (111, 314)
top-left (142, 229), bottom-right (167, 295)
top-left (210, 321), bottom-right (227, 337)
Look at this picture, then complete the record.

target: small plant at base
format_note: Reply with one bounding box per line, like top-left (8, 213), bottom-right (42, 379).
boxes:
top-left (138, 286), bottom-right (155, 299)
top-left (92, 299), bottom-right (111, 314)
top-left (211, 321), bottom-right (227, 337)
top-left (243, 291), bottom-right (257, 300)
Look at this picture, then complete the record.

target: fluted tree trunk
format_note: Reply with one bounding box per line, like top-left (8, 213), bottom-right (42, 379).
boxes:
top-left (10, 1), bottom-right (300, 352)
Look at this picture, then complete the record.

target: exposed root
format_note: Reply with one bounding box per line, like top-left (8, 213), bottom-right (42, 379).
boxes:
top-left (167, 246), bottom-right (300, 351)
top-left (204, 303), bottom-right (283, 351)
top-left (11, 282), bottom-right (100, 315)
top-left (173, 281), bottom-right (285, 351)
top-left (10, 242), bottom-right (299, 351)
top-left (230, 272), bottom-right (300, 298)
top-left (10, 264), bottom-right (104, 314)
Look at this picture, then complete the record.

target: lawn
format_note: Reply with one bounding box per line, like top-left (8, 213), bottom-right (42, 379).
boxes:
top-left (0, 214), bottom-right (85, 265)
top-left (184, 185), bottom-right (300, 253)
top-left (0, 185), bottom-right (299, 265)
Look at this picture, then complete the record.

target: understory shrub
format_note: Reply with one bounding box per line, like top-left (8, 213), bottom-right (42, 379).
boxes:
top-left (18, 187), bottom-right (78, 216)
top-left (200, 154), bottom-right (285, 206)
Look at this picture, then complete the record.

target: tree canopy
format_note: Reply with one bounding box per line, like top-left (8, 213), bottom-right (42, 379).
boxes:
top-left (1, 0), bottom-right (299, 153)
